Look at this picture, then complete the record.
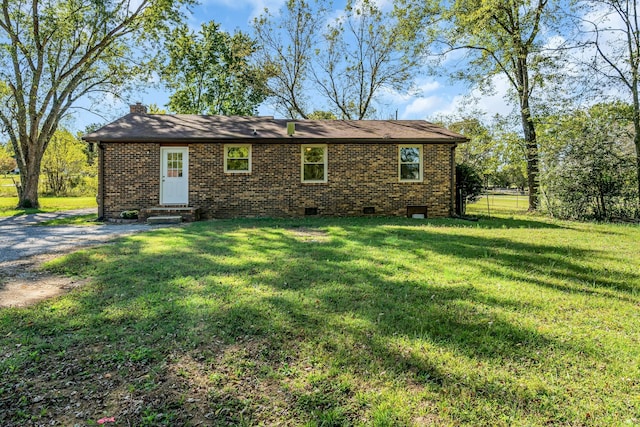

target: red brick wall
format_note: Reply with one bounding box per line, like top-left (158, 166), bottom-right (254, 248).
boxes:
top-left (100, 141), bottom-right (456, 220)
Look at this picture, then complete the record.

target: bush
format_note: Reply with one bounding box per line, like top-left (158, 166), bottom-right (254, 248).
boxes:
top-left (456, 163), bottom-right (483, 215)
top-left (120, 210), bottom-right (139, 219)
top-left (542, 103), bottom-right (639, 221)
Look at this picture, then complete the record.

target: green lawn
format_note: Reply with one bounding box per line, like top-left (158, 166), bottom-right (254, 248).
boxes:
top-left (0, 175), bottom-right (18, 197)
top-left (0, 196), bottom-right (96, 216)
top-left (1, 213), bottom-right (638, 426)
top-left (467, 193), bottom-right (530, 216)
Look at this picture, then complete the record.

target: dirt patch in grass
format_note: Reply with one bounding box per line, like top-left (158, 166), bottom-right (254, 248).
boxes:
top-left (0, 253), bottom-right (89, 308)
top-left (288, 227), bottom-right (330, 242)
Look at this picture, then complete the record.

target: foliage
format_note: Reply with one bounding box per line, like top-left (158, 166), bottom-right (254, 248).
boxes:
top-left (1, 215), bottom-right (639, 425)
top-left (41, 130), bottom-right (96, 197)
top-left (148, 104), bottom-right (167, 114)
top-left (491, 115), bottom-right (529, 190)
top-left (541, 103), bottom-right (638, 220)
top-left (455, 163), bottom-right (484, 214)
top-left (120, 210), bottom-right (140, 219)
top-left (0, 144), bottom-right (16, 174)
top-left (307, 110), bottom-right (337, 120)
top-left (254, 0), bottom-right (431, 119)
top-left (161, 21), bottom-right (269, 116)
top-left (440, 114), bottom-right (527, 189)
top-left (449, 117), bottom-right (499, 176)
top-left (492, 164), bottom-right (527, 190)
top-left (0, 0), bottom-right (191, 208)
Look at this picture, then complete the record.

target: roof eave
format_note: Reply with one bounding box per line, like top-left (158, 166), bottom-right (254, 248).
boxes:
top-left (83, 136), bottom-right (468, 144)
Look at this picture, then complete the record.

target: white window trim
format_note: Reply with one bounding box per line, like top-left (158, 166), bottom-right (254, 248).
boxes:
top-left (301, 144), bottom-right (328, 183)
top-left (398, 144), bottom-right (423, 182)
top-left (224, 144), bottom-right (252, 173)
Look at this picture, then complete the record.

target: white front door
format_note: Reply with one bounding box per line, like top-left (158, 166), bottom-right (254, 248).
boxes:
top-left (160, 147), bottom-right (189, 205)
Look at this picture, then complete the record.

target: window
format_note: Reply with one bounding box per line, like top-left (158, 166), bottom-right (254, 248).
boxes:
top-left (224, 144), bottom-right (251, 173)
top-left (301, 144), bottom-right (327, 182)
top-left (166, 152), bottom-right (183, 177)
top-left (399, 145), bottom-right (423, 182)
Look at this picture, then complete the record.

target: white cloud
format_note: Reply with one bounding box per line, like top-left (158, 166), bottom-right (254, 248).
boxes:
top-left (402, 95), bottom-right (445, 118)
top-left (426, 74), bottom-right (515, 120)
top-left (378, 79), bottom-right (441, 106)
top-left (417, 80), bottom-right (441, 94)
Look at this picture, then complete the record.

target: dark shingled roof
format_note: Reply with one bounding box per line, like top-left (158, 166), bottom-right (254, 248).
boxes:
top-left (82, 113), bottom-right (468, 143)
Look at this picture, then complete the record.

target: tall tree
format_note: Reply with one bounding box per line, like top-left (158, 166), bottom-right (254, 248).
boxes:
top-left (438, 0), bottom-right (563, 210)
top-left (161, 22), bottom-right (269, 115)
top-left (581, 0), bottom-right (640, 209)
top-left (254, 0), bottom-right (430, 119)
top-left (313, 0), bottom-right (425, 119)
top-left (253, 0), bottom-right (324, 119)
top-left (0, 0), bottom-right (190, 208)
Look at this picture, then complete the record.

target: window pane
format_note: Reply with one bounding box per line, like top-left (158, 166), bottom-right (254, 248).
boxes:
top-left (228, 147), bottom-right (249, 158)
top-left (304, 164), bottom-right (325, 180)
top-left (401, 164), bottom-right (420, 180)
top-left (304, 147), bottom-right (324, 163)
top-left (400, 147), bottom-right (420, 163)
top-left (227, 159), bottom-right (249, 171)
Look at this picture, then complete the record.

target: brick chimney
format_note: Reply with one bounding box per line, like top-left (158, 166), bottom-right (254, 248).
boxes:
top-left (130, 102), bottom-right (147, 114)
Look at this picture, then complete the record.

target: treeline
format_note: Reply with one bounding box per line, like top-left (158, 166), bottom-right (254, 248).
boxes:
top-left (0, 130), bottom-right (96, 198)
top-left (448, 102), bottom-right (637, 220)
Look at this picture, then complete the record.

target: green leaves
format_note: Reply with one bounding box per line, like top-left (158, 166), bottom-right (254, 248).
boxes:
top-left (160, 21), bottom-right (269, 116)
top-left (540, 102), bottom-right (637, 220)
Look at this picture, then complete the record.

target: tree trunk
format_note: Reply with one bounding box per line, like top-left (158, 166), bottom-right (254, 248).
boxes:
top-left (520, 103), bottom-right (539, 211)
top-left (17, 147), bottom-right (43, 209)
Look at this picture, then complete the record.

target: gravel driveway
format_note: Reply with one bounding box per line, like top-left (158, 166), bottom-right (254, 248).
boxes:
top-left (0, 208), bottom-right (165, 263)
top-left (0, 209), bottom-right (179, 307)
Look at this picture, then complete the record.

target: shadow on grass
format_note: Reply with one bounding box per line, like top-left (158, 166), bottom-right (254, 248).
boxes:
top-left (0, 217), bottom-right (637, 425)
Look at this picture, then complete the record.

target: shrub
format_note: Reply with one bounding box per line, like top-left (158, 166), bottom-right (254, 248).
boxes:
top-left (456, 163), bottom-right (483, 215)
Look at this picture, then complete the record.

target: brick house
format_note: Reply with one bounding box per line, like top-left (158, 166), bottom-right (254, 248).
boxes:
top-left (83, 104), bottom-right (467, 221)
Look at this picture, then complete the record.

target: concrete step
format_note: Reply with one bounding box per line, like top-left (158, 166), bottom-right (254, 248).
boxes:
top-left (140, 206), bottom-right (201, 222)
top-left (147, 215), bottom-right (182, 224)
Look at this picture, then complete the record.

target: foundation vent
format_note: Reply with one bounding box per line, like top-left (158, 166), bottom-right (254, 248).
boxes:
top-left (406, 205), bottom-right (427, 218)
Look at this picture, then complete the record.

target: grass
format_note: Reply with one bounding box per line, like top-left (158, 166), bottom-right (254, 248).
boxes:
top-left (0, 175), bottom-right (19, 197)
top-left (467, 194), bottom-right (530, 216)
top-left (34, 213), bottom-right (99, 226)
top-left (0, 196), bottom-right (96, 216)
top-left (0, 211), bottom-right (639, 426)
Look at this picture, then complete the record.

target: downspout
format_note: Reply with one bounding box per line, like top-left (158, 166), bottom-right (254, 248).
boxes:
top-left (97, 142), bottom-right (105, 220)
top-left (450, 144), bottom-right (456, 217)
